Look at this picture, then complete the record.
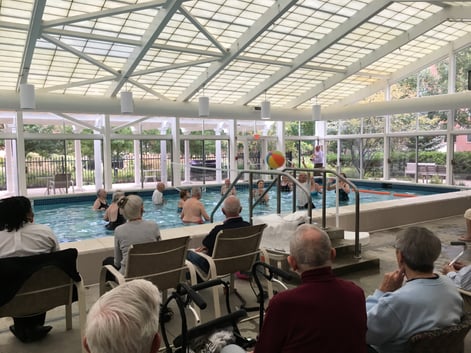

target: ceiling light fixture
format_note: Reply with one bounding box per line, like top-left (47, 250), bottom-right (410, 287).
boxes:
top-left (312, 97), bottom-right (321, 121)
top-left (261, 91), bottom-right (271, 120)
top-left (19, 83), bottom-right (36, 109)
top-left (120, 90), bottom-right (134, 114)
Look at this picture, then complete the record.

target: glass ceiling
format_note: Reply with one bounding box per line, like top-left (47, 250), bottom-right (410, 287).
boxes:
top-left (0, 0), bottom-right (470, 115)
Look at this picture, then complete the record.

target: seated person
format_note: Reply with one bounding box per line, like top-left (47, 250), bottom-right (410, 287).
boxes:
top-left (104, 195), bottom-right (161, 275)
top-left (152, 182), bottom-right (166, 205)
top-left (177, 189), bottom-right (189, 213)
top-left (187, 196), bottom-right (250, 274)
top-left (253, 179), bottom-right (269, 205)
top-left (366, 226), bottom-right (463, 353)
top-left (0, 196), bottom-right (60, 342)
top-left (279, 175), bottom-right (292, 192)
top-left (181, 187), bottom-right (210, 224)
top-left (442, 260), bottom-right (471, 290)
top-left (326, 173), bottom-right (350, 202)
top-left (221, 178), bottom-right (237, 196)
top-left (92, 189), bottom-right (109, 210)
top-left (104, 190), bottom-right (126, 231)
top-left (84, 279), bottom-right (161, 353)
top-left (253, 224), bottom-right (366, 353)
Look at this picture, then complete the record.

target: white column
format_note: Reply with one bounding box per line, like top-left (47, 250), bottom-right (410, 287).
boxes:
top-left (5, 124), bottom-right (16, 195)
top-left (160, 122), bottom-right (168, 184)
top-left (94, 117), bottom-right (104, 190)
top-left (229, 119), bottom-right (237, 181)
top-left (15, 112), bottom-right (27, 195)
top-left (74, 138), bottom-right (83, 191)
top-left (215, 126), bottom-right (222, 183)
top-left (171, 118), bottom-right (181, 186)
top-left (384, 84), bottom-right (391, 180)
top-left (133, 125), bottom-right (141, 186)
top-left (447, 49), bottom-right (456, 185)
top-left (102, 115), bottom-right (113, 190)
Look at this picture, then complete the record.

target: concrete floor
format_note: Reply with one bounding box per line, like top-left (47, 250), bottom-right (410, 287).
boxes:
top-left (1, 214), bottom-right (470, 353)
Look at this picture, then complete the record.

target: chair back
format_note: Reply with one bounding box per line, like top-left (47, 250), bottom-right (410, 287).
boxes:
top-left (212, 224), bottom-right (267, 275)
top-left (407, 313), bottom-right (471, 353)
top-left (0, 265), bottom-right (76, 317)
top-left (54, 173), bottom-right (72, 187)
top-left (0, 248), bottom-right (87, 352)
top-left (124, 236), bottom-right (190, 291)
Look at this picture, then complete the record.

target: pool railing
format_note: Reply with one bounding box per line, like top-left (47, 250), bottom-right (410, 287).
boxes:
top-left (213, 168), bottom-right (362, 259)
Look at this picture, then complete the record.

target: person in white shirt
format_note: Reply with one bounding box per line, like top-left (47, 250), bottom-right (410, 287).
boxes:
top-left (0, 196), bottom-right (59, 342)
top-left (152, 182), bottom-right (165, 205)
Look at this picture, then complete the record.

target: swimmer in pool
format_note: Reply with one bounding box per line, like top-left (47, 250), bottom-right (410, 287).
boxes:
top-left (177, 189), bottom-right (190, 213)
top-left (181, 187), bottom-right (210, 224)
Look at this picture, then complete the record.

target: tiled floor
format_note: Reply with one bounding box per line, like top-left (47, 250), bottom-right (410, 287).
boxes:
top-left (1, 214), bottom-right (470, 353)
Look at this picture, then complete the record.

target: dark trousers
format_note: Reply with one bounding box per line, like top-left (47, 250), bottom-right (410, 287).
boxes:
top-left (102, 256), bottom-right (120, 281)
top-left (186, 251), bottom-right (209, 275)
top-left (13, 313), bottom-right (46, 331)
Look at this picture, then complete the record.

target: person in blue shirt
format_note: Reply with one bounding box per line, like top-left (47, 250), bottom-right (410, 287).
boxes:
top-left (366, 226), bottom-right (463, 353)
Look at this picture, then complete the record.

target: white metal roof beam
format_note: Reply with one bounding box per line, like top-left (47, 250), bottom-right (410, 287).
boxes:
top-left (127, 78), bottom-right (172, 101)
top-left (42, 34), bottom-right (120, 76)
top-left (178, 5), bottom-right (226, 54)
top-left (106, 0), bottom-right (184, 97)
top-left (38, 76), bottom-right (116, 93)
top-left (235, 0), bottom-right (392, 105)
top-left (42, 0), bottom-right (167, 28)
top-left (42, 27), bottom-right (224, 57)
top-left (287, 7), bottom-right (450, 108)
top-left (177, 0), bottom-right (298, 102)
top-left (17, 0), bottom-right (47, 87)
top-left (54, 113), bottom-right (99, 132)
top-left (132, 57), bottom-right (219, 76)
top-left (336, 29), bottom-right (471, 107)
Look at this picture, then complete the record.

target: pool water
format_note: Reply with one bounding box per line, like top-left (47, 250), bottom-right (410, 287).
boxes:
top-left (32, 184), bottom-right (452, 243)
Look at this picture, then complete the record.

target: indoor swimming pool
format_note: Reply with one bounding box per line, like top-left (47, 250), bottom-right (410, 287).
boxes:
top-left (32, 182), bottom-right (458, 243)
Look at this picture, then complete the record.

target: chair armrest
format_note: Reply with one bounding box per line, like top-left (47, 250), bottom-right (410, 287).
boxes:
top-left (99, 265), bottom-right (126, 295)
top-left (187, 249), bottom-right (216, 281)
top-left (184, 260), bottom-right (197, 286)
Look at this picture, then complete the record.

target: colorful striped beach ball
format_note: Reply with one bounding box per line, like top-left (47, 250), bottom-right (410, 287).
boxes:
top-left (266, 151), bottom-right (285, 169)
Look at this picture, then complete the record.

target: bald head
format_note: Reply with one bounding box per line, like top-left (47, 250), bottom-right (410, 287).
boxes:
top-left (222, 196), bottom-right (242, 217)
top-left (289, 224), bottom-right (334, 273)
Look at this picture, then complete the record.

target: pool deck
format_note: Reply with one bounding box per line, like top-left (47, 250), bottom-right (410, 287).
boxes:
top-left (2, 214), bottom-right (471, 353)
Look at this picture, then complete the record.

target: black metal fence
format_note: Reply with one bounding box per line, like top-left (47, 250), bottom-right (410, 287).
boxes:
top-left (0, 154), bottom-right (230, 190)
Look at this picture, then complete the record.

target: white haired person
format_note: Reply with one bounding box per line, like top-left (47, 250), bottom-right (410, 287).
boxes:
top-left (102, 195), bottom-right (161, 275)
top-left (84, 279), bottom-right (161, 353)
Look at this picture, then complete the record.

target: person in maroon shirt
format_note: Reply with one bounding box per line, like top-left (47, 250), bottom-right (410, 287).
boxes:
top-left (253, 224), bottom-right (367, 353)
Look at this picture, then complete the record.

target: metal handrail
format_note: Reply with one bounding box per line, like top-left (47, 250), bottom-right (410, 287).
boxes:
top-left (210, 168), bottom-right (361, 259)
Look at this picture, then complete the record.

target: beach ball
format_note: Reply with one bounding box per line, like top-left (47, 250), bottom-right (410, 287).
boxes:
top-left (266, 151), bottom-right (285, 169)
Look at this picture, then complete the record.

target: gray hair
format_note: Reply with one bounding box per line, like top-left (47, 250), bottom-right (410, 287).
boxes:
top-left (290, 224), bottom-right (332, 271)
top-left (223, 196), bottom-right (241, 216)
top-left (395, 226), bottom-right (441, 273)
top-left (85, 279), bottom-right (161, 353)
top-left (117, 194), bottom-right (143, 220)
top-left (111, 190), bottom-right (125, 203)
top-left (191, 186), bottom-right (202, 197)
